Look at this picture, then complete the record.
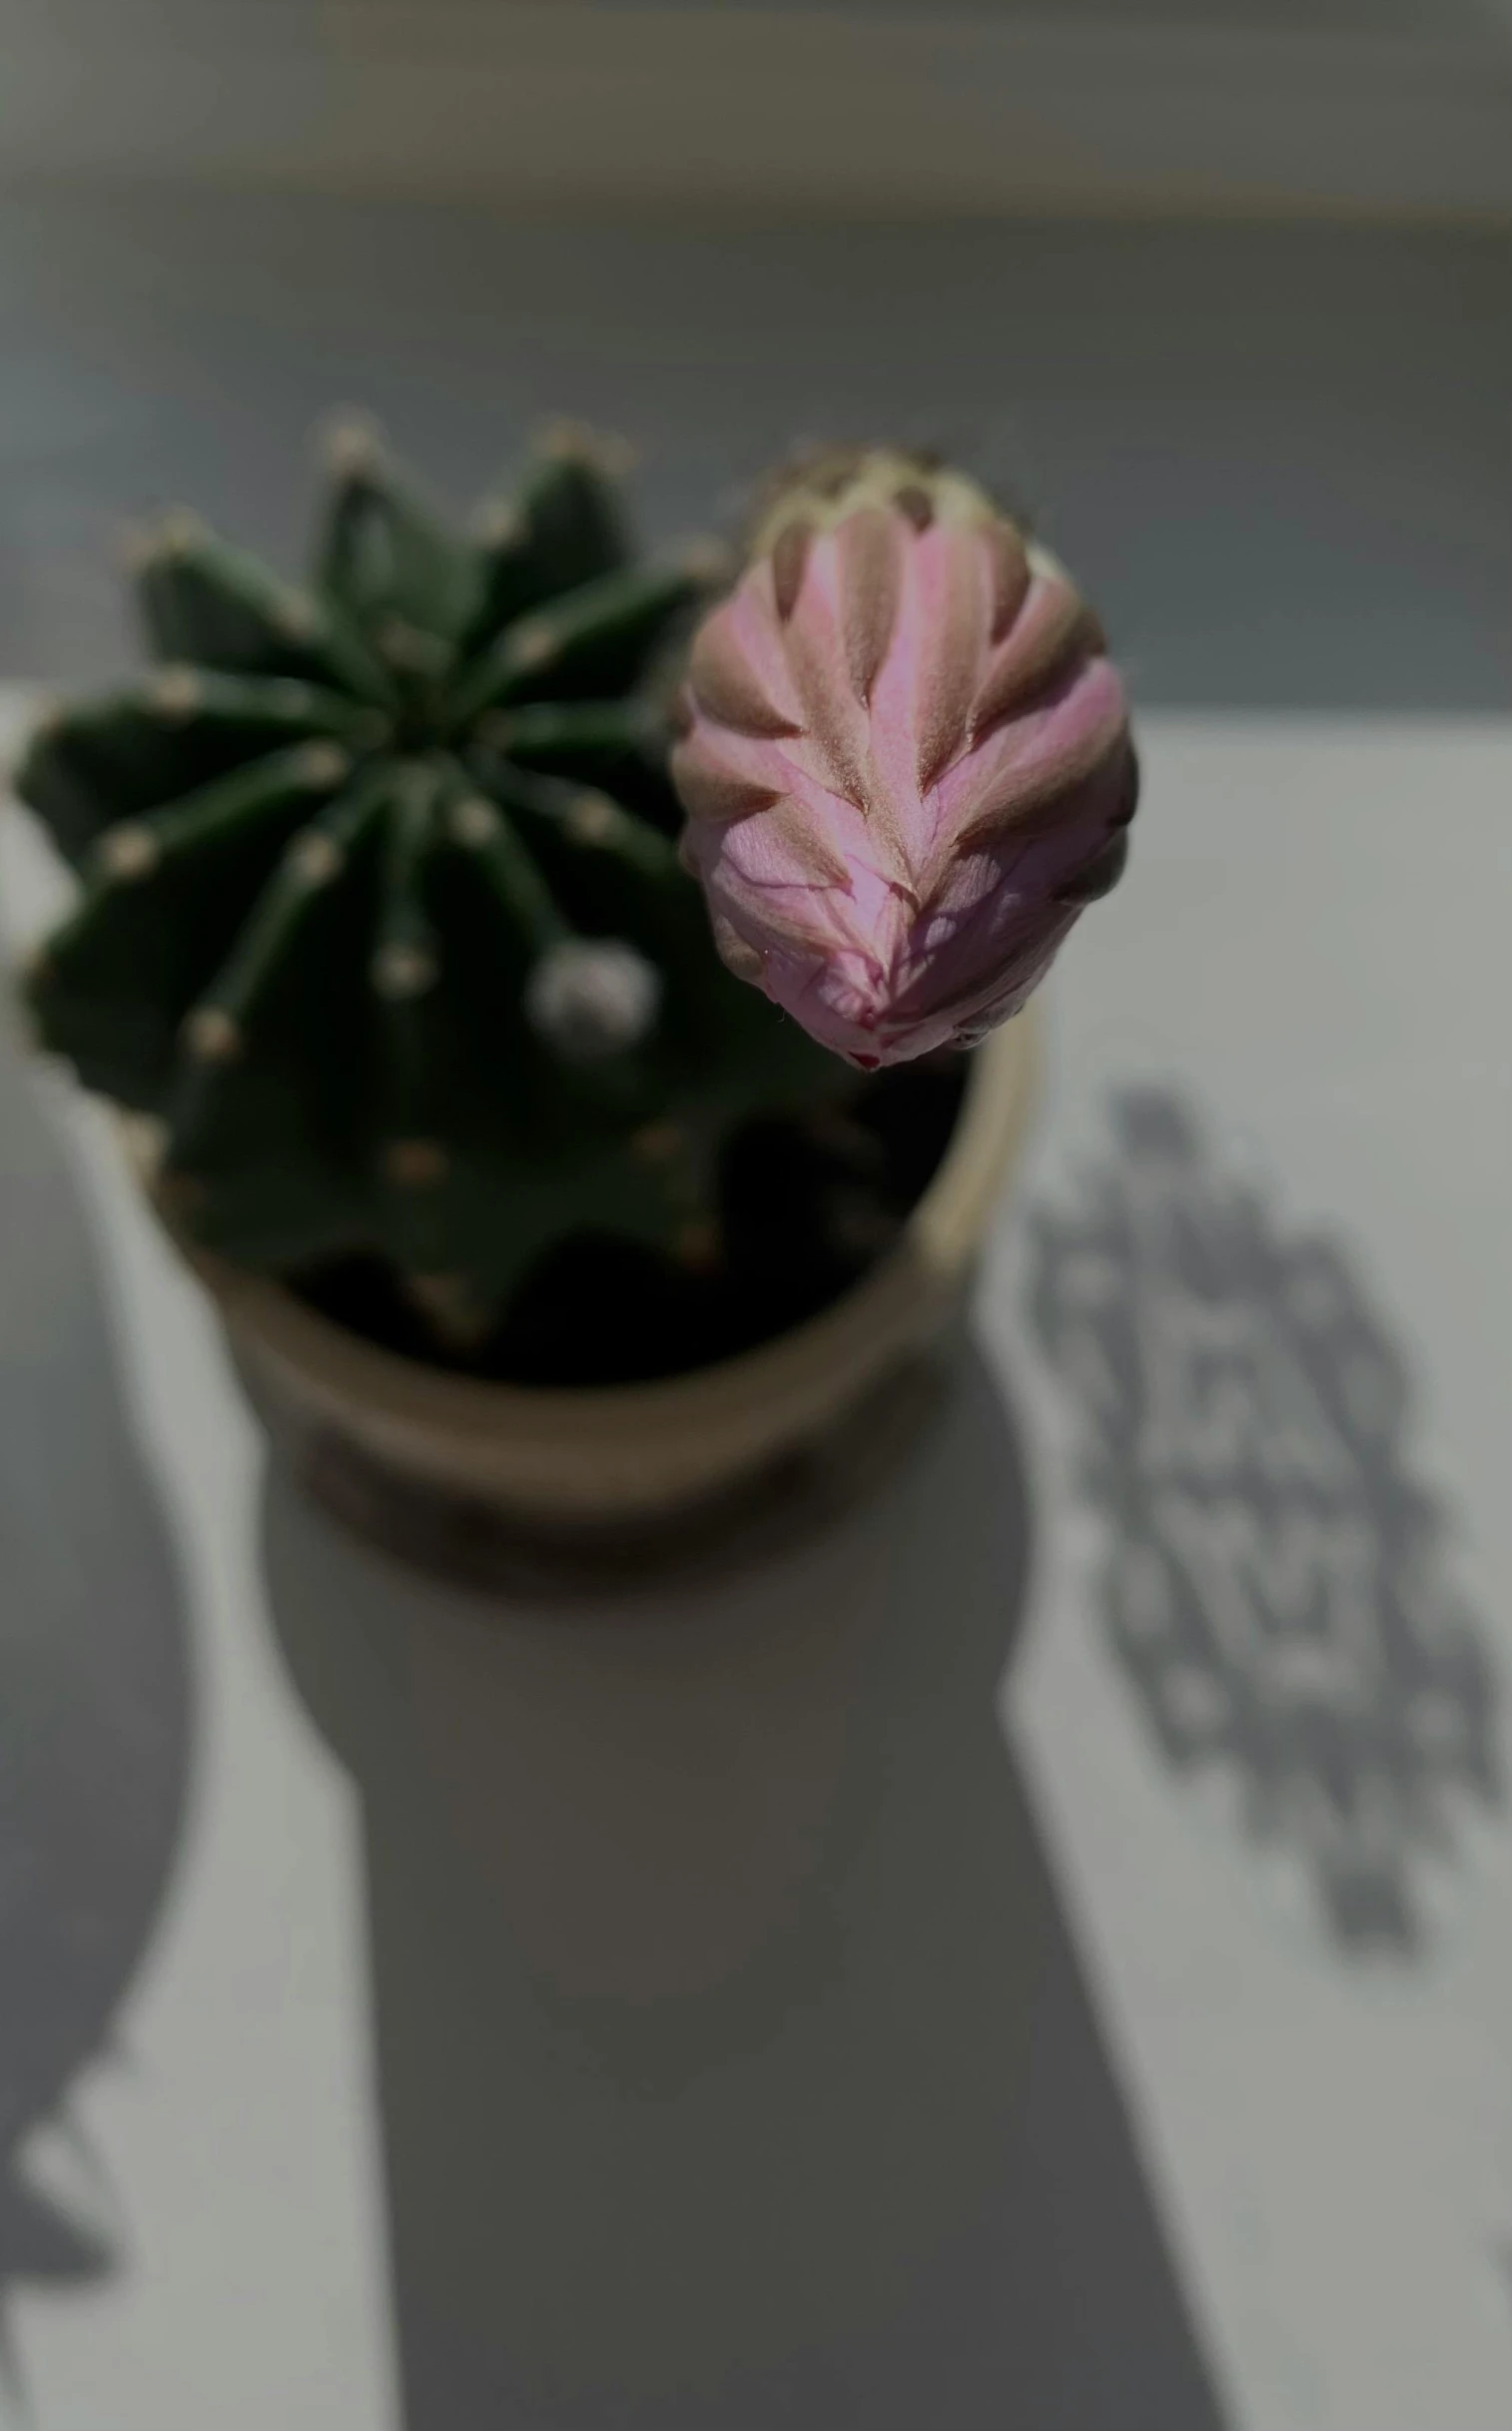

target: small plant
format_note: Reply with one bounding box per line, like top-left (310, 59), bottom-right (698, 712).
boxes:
top-left (16, 421), bottom-right (845, 1345)
top-left (15, 427), bottom-right (1134, 1392)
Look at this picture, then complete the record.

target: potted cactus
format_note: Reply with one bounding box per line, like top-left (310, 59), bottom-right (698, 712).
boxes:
top-left (11, 424), bottom-right (1134, 1576)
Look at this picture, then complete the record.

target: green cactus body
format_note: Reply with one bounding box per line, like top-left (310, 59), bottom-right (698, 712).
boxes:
top-left (17, 425), bottom-right (843, 1343)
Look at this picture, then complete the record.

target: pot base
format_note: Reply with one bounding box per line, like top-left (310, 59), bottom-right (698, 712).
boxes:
top-left (274, 1342), bottom-right (954, 1600)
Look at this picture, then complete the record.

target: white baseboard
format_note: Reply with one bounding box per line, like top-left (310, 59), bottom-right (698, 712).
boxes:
top-left (0, 0), bottom-right (1509, 220)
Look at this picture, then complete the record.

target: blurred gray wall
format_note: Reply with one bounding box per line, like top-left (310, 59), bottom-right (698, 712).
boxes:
top-left (0, 195), bottom-right (1506, 717)
top-left (0, 2), bottom-right (1507, 702)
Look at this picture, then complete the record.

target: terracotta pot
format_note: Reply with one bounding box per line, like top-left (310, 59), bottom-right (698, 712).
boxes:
top-left (155, 1012), bottom-right (1039, 1584)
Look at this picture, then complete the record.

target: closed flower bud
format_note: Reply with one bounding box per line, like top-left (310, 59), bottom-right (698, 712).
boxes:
top-left (671, 451), bottom-right (1137, 1068)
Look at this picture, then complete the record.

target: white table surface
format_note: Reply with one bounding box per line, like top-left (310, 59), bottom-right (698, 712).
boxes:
top-left (2, 688), bottom-right (1508, 2430)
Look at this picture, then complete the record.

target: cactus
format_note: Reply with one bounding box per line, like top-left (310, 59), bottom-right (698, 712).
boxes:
top-left (673, 449), bottom-right (1136, 1068)
top-left (16, 421), bottom-right (845, 1344)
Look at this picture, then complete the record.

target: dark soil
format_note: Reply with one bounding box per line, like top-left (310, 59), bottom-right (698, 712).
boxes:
top-left (295, 1059), bottom-right (968, 1388)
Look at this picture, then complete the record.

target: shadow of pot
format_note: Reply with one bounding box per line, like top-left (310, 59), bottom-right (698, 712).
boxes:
top-left (261, 1350), bottom-right (1223, 2430)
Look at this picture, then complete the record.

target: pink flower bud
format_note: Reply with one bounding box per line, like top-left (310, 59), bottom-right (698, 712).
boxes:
top-left (671, 453), bottom-right (1136, 1068)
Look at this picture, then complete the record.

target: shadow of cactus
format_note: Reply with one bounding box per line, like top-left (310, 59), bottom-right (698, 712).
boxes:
top-left (263, 1355), bottom-right (1224, 2430)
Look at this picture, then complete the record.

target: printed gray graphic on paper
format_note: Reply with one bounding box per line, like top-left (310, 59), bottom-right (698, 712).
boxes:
top-left (1028, 1091), bottom-right (1500, 1950)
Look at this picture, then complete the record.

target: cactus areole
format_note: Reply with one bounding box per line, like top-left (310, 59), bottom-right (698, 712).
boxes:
top-left (672, 451), bottom-right (1137, 1069)
top-left (16, 422), bottom-right (871, 1355)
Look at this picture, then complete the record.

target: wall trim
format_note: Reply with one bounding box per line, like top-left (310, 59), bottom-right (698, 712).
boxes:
top-left (1, 1), bottom-right (1509, 221)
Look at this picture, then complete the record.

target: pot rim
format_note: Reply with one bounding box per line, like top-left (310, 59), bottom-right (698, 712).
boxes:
top-left (157, 1011), bottom-right (1039, 1438)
